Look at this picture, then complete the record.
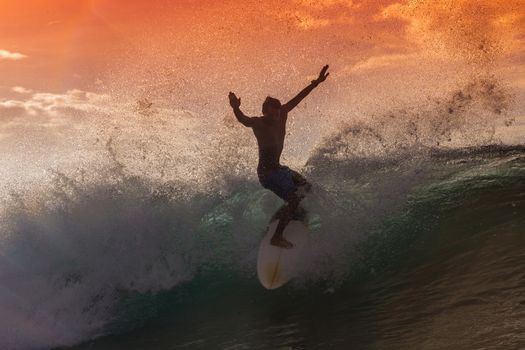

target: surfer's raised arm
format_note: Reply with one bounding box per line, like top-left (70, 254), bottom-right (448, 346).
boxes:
top-left (282, 64), bottom-right (330, 113)
top-left (229, 92), bottom-right (255, 127)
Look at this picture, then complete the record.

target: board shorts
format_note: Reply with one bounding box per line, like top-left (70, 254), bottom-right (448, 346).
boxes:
top-left (258, 166), bottom-right (298, 201)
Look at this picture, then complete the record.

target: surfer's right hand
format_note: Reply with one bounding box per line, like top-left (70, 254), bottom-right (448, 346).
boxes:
top-left (228, 92), bottom-right (241, 109)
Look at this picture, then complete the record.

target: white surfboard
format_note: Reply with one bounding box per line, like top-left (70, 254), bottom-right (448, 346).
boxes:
top-left (257, 220), bottom-right (309, 289)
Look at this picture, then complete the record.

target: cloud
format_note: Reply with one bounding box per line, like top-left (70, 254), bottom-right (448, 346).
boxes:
top-left (0, 89), bottom-right (196, 131)
top-left (346, 53), bottom-right (419, 72)
top-left (0, 49), bottom-right (27, 60)
top-left (271, 0), bottom-right (359, 30)
top-left (381, 0), bottom-right (525, 63)
top-left (279, 10), bottom-right (332, 30)
top-left (11, 86), bottom-right (33, 94)
top-left (0, 89), bottom-right (112, 126)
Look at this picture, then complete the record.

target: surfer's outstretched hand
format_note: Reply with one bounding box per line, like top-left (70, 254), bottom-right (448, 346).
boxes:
top-left (312, 64), bottom-right (330, 85)
top-left (228, 92), bottom-right (241, 109)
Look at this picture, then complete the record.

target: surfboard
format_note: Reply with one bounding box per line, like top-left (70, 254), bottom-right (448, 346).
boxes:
top-left (257, 219), bottom-right (309, 289)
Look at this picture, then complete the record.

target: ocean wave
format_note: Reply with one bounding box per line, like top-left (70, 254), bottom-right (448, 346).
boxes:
top-left (0, 142), bottom-right (523, 349)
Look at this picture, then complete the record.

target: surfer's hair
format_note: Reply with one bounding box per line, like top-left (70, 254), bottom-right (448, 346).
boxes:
top-left (262, 96), bottom-right (282, 115)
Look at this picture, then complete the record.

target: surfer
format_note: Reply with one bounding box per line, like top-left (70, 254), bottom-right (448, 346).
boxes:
top-left (228, 65), bottom-right (330, 248)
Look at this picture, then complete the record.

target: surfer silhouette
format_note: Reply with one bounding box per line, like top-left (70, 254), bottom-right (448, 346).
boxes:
top-left (228, 65), bottom-right (330, 249)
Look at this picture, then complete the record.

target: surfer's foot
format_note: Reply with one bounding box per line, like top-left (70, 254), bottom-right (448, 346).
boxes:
top-left (271, 236), bottom-right (294, 249)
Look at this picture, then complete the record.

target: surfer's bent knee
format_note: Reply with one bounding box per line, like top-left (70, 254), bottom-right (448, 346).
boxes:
top-left (286, 192), bottom-right (301, 208)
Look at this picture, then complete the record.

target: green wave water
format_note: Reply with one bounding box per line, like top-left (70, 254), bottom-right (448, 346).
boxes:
top-left (48, 145), bottom-right (525, 350)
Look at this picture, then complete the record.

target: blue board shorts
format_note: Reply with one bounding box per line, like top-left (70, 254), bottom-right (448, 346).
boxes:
top-left (259, 166), bottom-right (297, 201)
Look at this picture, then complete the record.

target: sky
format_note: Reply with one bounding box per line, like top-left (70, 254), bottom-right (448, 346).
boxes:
top-left (0, 0), bottom-right (524, 182)
top-left (1, 0), bottom-right (523, 92)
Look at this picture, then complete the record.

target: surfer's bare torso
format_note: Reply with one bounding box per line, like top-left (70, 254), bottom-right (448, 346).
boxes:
top-left (250, 111), bottom-right (288, 177)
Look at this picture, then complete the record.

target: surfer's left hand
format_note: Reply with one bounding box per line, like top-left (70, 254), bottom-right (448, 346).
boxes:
top-left (312, 64), bottom-right (329, 85)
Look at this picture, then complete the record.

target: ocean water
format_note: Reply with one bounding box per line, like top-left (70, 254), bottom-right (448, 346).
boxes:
top-left (1, 77), bottom-right (524, 349)
top-left (65, 146), bottom-right (524, 350)
top-left (0, 144), bottom-right (523, 350)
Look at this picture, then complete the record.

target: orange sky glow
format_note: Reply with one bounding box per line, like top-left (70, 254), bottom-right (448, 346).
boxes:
top-left (1, 0), bottom-right (523, 93)
top-left (0, 0), bottom-right (523, 157)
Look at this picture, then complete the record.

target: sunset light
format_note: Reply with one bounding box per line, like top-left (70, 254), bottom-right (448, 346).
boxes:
top-left (0, 1), bottom-right (524, 349)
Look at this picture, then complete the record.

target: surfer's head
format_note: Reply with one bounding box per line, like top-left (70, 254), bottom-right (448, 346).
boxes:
top-left (262, 96), bottom-right (282, 119)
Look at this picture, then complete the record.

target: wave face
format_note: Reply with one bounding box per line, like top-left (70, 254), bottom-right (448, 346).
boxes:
top-left (1, 141), bottom-right (524, 349)
top-left (0, 71), bottom-right (523, 349)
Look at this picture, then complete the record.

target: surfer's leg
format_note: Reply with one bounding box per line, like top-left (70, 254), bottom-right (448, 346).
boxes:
top-left (285, 168), bottom-right (309, 220)
top-left (271, 193), bottom-right (300, 249)
top-left (288, 168), bottom-right (312, 192)
top-left (260, 167), bottom-right (303, 248)
top-left (270, 204), bottom-right (288, 222)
